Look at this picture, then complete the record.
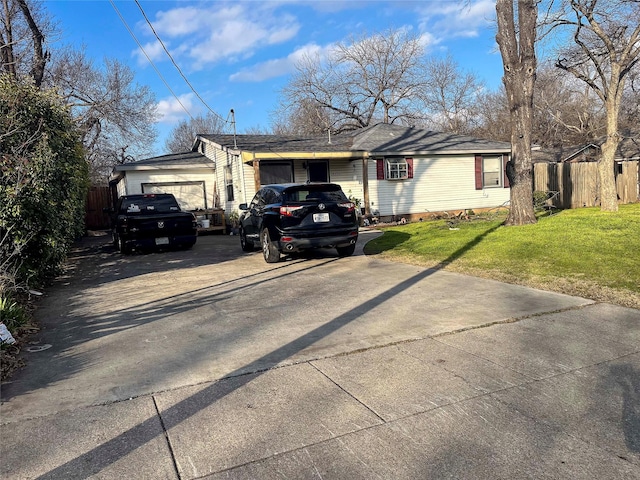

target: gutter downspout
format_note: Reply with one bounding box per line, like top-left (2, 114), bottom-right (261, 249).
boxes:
top-left (253, 153), bottom-right (261, 192)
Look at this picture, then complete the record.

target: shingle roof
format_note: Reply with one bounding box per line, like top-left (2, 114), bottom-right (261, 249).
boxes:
top-left (349, 124), bottom-right (511, 153)
top-left (198, 133), bottom-right (355, 153)
top-left (201, 123), bottom-right (511, 155)
top-left (114, 151), bottom-right (213, 170)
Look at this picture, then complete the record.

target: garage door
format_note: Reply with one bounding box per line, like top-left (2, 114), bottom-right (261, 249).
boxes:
top-left (142, 182), bottom-right (207, 211)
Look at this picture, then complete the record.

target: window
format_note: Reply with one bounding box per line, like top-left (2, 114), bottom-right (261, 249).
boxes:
top-left (260, 161), bottom-right (294, 185)
top-left (307, 161), bottom-right (329, 182)
top-left (483, 156), bottom-right (502, 187)
top-left (376, 158), bottom-right (413, 180)
top-left (475, 154), bottom-right (509, 189)
top-left (225, 165), bottom-right (234, 201)
top-left (387, 159), bottom-right (408, 179)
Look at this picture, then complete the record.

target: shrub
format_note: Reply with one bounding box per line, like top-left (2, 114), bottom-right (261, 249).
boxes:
top-left (0, 295), bottom-right (26, 334)
top-left (0, 76), bottom-right (89, 295)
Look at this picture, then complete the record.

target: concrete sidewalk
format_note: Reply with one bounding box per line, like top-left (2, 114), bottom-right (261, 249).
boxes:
top-left (1, 234), bottom-right (639, 479)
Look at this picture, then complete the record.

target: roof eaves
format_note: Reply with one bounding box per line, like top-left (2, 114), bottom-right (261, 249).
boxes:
top-left (370, 147), bottom-right (512, 156)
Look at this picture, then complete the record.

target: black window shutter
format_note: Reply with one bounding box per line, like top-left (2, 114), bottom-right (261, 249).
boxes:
top-left (474, 155), bottom-right (483, 190)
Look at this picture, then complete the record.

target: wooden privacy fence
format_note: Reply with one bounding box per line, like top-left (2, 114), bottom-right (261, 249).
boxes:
top-left (533, 160), bottom-right (640, 209)
top-left (85, 186), bottom-right (112, 230)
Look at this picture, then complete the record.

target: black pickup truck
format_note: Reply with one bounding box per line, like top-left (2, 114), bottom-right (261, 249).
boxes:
top-left (110, 194), bottom-right (198, 254)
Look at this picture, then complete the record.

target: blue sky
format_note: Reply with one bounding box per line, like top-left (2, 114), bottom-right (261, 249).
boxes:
top-left (46, 0), bottom-right (504, 155)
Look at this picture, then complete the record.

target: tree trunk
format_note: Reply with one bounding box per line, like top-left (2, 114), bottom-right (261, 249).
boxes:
top-left (599, 136), bottom-right (619, 212)
top-left (598, 88), bottom-right (622, 212)
top-left (496, 0), bottom-right (537, 226)
top-left (1, 0), bottom-right (17, 78)
top-left (16, 0), bottom-right (46, 87)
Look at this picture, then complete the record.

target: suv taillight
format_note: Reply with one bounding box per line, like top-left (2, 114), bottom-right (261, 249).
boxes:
top-left (280, 205), bottom-right (304, 216)
top-left (338, 202), bottom-right (355, 213)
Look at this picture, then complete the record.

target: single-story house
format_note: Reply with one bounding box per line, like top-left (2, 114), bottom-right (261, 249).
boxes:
top-left (111, 123), bottom-right (512, 221)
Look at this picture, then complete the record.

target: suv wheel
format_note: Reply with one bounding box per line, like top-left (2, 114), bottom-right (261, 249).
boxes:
top-left (336, 243), bottom-right (356, 257)
top-left (240, 227), bottom-right (253, 251)
top-left (261, 228), bottom-right (280, 263)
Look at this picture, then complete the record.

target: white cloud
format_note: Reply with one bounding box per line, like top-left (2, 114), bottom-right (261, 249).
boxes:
top-left (133, 40), bottom-right (166, 66)
top-left (149, 6), bottom-right (213, 36)
top-left (229, 43), bottom-right (333, 82)
top-left (417, 0), bottom-right (496, 39)
top-left (139, 3), bottom-right (300, 68)
top-left (156, 93), bottom-right (199, 124)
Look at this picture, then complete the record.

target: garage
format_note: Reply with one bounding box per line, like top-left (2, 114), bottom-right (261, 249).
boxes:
top-left (110, 151), bottom-right (218, 213)
top-left (142, 181), bottom-right (208, 210)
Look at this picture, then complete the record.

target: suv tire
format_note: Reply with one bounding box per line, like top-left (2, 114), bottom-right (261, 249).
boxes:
top-left (261, 228), bottom-right (280, 263)
top-left (240, 227), bottom-right (253, 251)
top-left (336, 243), bottom-right (356, 257)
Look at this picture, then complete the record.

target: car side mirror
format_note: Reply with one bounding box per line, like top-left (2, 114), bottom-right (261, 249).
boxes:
top-left (238, 203), bottom-right (248, 211)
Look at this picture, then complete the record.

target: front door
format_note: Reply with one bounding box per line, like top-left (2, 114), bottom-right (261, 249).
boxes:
top-left (308, 161), bottom-right (329, 182)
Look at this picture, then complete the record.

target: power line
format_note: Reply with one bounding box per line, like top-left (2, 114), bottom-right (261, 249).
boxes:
top-left (109, 0), bottom-right (195, 121)
top-left (133, 0), bottom-right (228, 126)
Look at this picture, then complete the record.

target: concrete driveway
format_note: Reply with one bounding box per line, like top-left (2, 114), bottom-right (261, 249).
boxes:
top-left (1, 231), bottom-right (639, 479)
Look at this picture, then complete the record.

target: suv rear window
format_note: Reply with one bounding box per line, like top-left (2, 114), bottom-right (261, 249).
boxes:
top-left (283, 186), bottom-right (348, 203)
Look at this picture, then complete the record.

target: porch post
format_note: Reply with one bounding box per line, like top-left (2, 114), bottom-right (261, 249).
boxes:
top-left (253, 158), bottom-right (261, 192)
top-left (362, 156), bottom-right (370, 216)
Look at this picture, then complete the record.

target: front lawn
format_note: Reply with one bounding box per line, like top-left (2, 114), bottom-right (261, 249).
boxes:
top-left (364, 204), bottom-right (640, 308)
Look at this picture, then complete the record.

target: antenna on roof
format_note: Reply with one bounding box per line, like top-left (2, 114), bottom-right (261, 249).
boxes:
top-left (230, 109), bottom-right (237, 149)
top-left (327, 128), bottom-right (332, 145)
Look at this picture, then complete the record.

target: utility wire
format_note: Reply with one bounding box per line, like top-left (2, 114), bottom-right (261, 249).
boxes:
top-left (133, 0), bottom-right (228, 126)
top-left (109, 0), bottom-right (194, 121)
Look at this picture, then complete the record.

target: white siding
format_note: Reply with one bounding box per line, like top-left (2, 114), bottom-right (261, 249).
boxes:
top-left (328, 159), bottom-right (365, 204)
top-left (208, 144), bottom-right (255, 219)
top-left (116, 177), bottom-right (127, 198)
top-left (368, 155), bottom-right (510, 217)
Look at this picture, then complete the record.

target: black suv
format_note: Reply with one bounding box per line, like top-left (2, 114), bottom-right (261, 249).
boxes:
top-left (238, 183), bottom-right (359, 263)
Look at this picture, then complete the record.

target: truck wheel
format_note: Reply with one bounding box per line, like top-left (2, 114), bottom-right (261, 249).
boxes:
top-left (261, 228), bottom-right (280, 263)
top-left (240, 227), bottom-right (253, 251)
top-left (118, 237), bottom-right (132, 254)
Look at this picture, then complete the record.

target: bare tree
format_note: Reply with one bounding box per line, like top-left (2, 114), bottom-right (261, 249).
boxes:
top-left (554, 0), bottom-right (640, 212)
top-left (496, 0), bottom-right (538, 226)
top-left (418, 55), bottom-right (485, 135)
top-left (471, 87), bottom-right (512, 142)
top-left (165, 112), bottom-right (227, 153)
top-left (534, 62), bottom-right (606, 147)
top-left (0, 0), bottom-right (51, 86)
top-left (242, 125), bottom-right (271, 135)
top-left (48, 49), bottom-right (158, 182)
top-left (2, 2), bottom-right (158, 183)
top-left (619, 66), bottom-right (640, 134)
top-left (278, 29), bottom-right (427, 134)
top-left (270, 97), bottom-right (332, 135)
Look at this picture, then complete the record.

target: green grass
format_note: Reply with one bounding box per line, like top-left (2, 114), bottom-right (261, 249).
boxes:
top-left (364, 204), bottom-right (640, 308)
